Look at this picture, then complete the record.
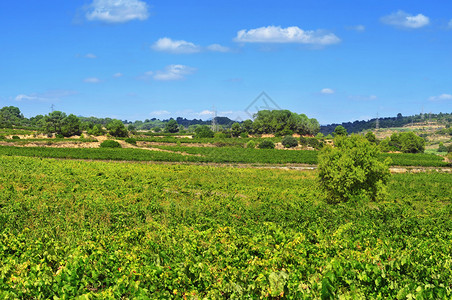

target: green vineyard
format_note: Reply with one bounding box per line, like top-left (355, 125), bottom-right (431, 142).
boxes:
top-left (1, 156), bottom-right (451, 298)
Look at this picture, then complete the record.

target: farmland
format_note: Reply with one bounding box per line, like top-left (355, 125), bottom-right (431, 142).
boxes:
top-left (1, 155), bottom-right (452, 298)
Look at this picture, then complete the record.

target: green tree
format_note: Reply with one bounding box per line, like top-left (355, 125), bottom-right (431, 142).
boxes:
top-left (282, 135), bottom-right (298, 148)
top-left (87, 124), bottom-right (106, 136)
top-left (0, 106), bottom-right (24, 127)
top-left (365, 132), bottom-right (377, 143)
top-left (230, 122), bottom-right (243, 137)
top-left (258, 140), bottom-right (275, 149)
top-left (194, 125), bottom-right (214, 138)
top-left (333, 125), bottom-right (347, 137)
top-left (165, 119), bottom-right (179, 133)
top-left (61, 114), bottom-right (82, 137)
top-left (318, 135), bottom-right (391, 203)
top-left (43, 111), bottom-right (67, 134)
top-left (106, 120), bottom-right (128, 137)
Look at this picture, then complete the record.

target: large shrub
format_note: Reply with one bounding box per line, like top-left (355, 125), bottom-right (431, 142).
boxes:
top-left (100, 140), bottom-right (121, 148)
top-left (194, 125), bottom-right (214, 138)
top-left (106, 120), bottom-right (128, 137)
top-left (318, 135), bottom-right (391, 203)
top-left (282, 136), bottom-right (298, 148)
top-left (258, 140), bottom-right (275, 149)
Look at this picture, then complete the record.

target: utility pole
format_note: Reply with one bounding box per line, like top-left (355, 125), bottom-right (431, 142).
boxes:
top-left (211, 106), bottom-right (218, 132)
top-left (50, 104), bottom-right (55, 112)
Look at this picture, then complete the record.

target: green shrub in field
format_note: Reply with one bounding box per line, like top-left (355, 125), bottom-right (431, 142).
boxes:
top-left (12, 135), bottom-right (20, 140)
top-left (214, 132), bottom-right (228, 139)
top-left (258, 140), bottom-right (275, 149)
top-left (125, 138), bottom-right (137, 145)
top-left (100, 140), bottom-right (121, 148)
top-left (300, 136), bottom-right (308, 146)
top-left (56, 134), bottom-right (64, 139)
top-left (282, 135), bottom-right (298, 148)
top-left (447, 144), bottom-right (452, 153)
top-left (0, 135), bottom-right (5, 140)
top-left (438, 142), bottom-right (447, 153)
top-left (246, 140), bottom-right (256, 149)
top-left (318, 135), bottom-right (391, 203)
top-left (307, 137), bottom-right (323, 149)
top-left (240, 132), bottom-right (249, 138)
top-left (194, 125), bottom-right (214, 138)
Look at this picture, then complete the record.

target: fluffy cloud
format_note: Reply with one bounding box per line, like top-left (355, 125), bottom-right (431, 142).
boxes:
top-left (151, 38), bottom-right (230, 54)
top-left (381, 11), bottom-right (429, 29)
top-left (150, 110), bottom-right (171, 116)
top-left (152, 65), bottom-right (196, 81)
top-left (321, 88), bottom-right (335, 94)
top-left (152, 38), bottom-right (201, 54)
top-left (84, 77), bottom-right (101, 83)
top-left (234, 26), bottom-right (340, 45)
top-left (85, 0), bottom-right (149, 23)
top-left (85, 53), bottom-right (97, 59)
top-left (429, 94), bottom-right (452, 101)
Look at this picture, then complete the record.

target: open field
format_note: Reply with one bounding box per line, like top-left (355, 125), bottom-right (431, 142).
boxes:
top-left (1, 155), bottom-right (451, 298)
top-left (0, 144), bottom-right (449, 167)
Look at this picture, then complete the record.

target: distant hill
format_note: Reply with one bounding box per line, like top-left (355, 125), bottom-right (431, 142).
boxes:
top-left (320, 112), bottom-right (452, 135)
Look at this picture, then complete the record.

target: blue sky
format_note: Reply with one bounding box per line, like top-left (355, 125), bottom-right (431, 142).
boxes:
top-left (0, 0), bottom-right (451, 124)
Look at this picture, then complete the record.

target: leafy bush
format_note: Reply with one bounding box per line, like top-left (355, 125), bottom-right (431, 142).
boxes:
top-left (365, 132), bottom-right (377, 143)
top-left (125, 138), bottom-right (137, 145)
top-left (106, 120), bottom-right (128, 137)
top-left (299, 136), bottom-right (308, 146)
top-left (214, 132), bottom-right (228, 139)
top-left (56, 134), bottom-right (64, 139)
top-left (258, 140), bottom-right (275, 149)
top-left (194, 125), bottom-right (214, 138)
top-left (100, 140), bottom-right (121, 148)
top-left (318, 135), bottom-right (391, 203)
top-left (307, 137), bottom-right (323, 149)
top-left (12, 135), bottom-right (20, 140)
top-left (240, 132), bottom-right (249, 138)
top-left (87, 124), bottom-right (106, 136)
top-left (438, 142), bottom-right (447, 153)
top-left (282, 136), bottom-right (298, 148)
top-left (153, 127), bottom-right (161, 133)
top-left (246, 140), bottom-right (256, 149)
top-left (447, 144), bottom-right (452, 153)
top-left (0, 135), bottom-right (5, 140)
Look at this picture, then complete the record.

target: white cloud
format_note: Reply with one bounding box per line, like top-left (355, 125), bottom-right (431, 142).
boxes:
top-left (429, 94), bottom-right (452, 101)
top-left (84, 77), bottom-right (101, 83)
top-left (85, 53), bottom-right (97, 59)
top-left (207, 44), bottom-right (230, 52)
top-left (85, 0), bottom-right (149, 23)
top-left (234, 26), bottom-right (340, 45)
top-left (113, 72), bottom-right (123, 77)
top-left (381, 10), bottom-right (429, 29)
top-left (153, 65), bottom-right (196, 81)
top-left (152, 38), bottom-right (201, 54)
top-left (321, 88), bottom-right (335, 94)
top-left (15, 90), bottom-right (77, 102)
top-left (151, 38), bottom-right (231, 54)
top-left (150, 110), bottom-right (171, 116)
top-left (347, 25), bottom-right (365, 32)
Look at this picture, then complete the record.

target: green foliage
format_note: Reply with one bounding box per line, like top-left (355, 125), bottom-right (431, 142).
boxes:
top-left (87, 124), bottom-right (106, 136)
top-left (365, 131), bottom-right (377, 143)
top-left (245, 140), bottom-right (256, 149)
top-left (438, 142), bottom-right (447, 153)
top-left (106, 120), bottom-right (128, 137)
top-left (258, 140), bottom-right (275, 149)
top-left (194, 125), bottom-right (214, 138)
top-left (240, 132), bottom-right (249, 138)
top-left (333, 125), bottom-right (347, 136)
top-left (253, 110), bottom-right (320, 136)
top-left (0, 135), bottom-right (5, 140)
top-left (12, 135), bottom-right (20, 140)
top-left (282, 135), bottom-right (298, 148)
top-left (316, 132), bottom-right (325, 139)
top-left (61, 114), bottom-right (82, 137)
top-left (125, 138), bottom-right (137, 145)
top-left (448, 144), bottom-right (452, 153)
top-left (307, 137), bottom-right (323, 150)
top-left (230, 122), bottom-right (243, 137)
top-left (153, 127), bottom-right (161, 133)
top-left (100, 140), bottom-right (122, 148)
top-left (55, 134), bottom-right (64, 139)
top-left (165, 119), bottom-right (179, 133)
top-left (326, 134), bottom-right (333, 139)
top-left (318, 135), bottom-right (391, 203)
top-left (0, 156), bottom-right (452, 298)
top-left (389, 132), bottom-right (425, 153)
